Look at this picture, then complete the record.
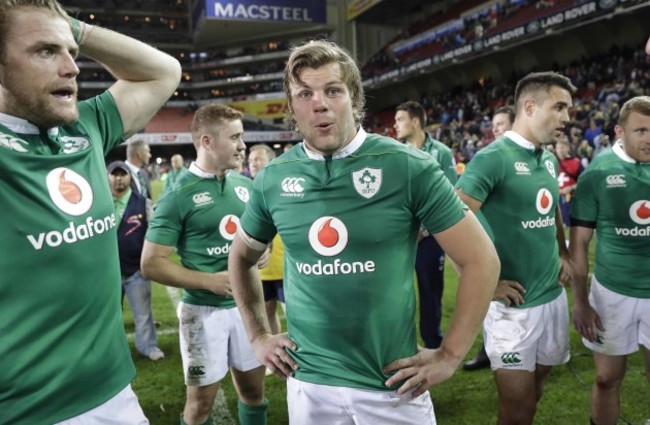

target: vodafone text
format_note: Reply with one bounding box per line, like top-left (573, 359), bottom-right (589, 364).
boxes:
top-left (296, 259), bottom-right (376, 275)
top-left (521, 216), bottom-right (555, 229)
top-left (207, 244), bottom-right (231, 256)
top-left (615, 226), bottom-right (650, 237)
top-left (27, 214), bottom-right (116, 250)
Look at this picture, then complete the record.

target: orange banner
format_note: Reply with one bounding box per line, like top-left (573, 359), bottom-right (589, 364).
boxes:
top-left (226, 98), bottom-right (288, 119)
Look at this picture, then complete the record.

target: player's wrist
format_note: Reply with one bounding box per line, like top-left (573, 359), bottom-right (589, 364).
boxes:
top-left (69, 17), bottom-right (92, 46)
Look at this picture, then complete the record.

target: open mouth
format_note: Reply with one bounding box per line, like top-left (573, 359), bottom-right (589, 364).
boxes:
top-left (51, 88), bottom-right (76, 100)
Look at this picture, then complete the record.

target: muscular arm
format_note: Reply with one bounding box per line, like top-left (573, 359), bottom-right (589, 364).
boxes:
top-left (556, 206), bottom-right (572, 285)
top-left (78, 23), bottom-right (181, 137)
top-left (569, 225), bottom-right (593, 308)
top-left (140, 241), bottom-right (230, 295)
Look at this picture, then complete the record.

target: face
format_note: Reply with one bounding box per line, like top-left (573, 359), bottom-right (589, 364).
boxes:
top-left (108, 169), bottom-right (131, 194)
top-left (393, 110), bottom-right (417, 140)
top-left (555, 142), bottom-right (570, 158)
top-left (137, 144), bottom-right (152, 167)
top-left (527, 86), bottom-right (572, 145)
top-left (617, 111), bottom-right (650, 163)
top-left (0, 8), bottom-right (79, 128)
top-left (202, 119), bottom-right (246, 175)
top-left (248, 149), bottom-right (270, 178)
top-left (289, 63), bottom-right (357, 156)
top-left (491, 112), bottom-right (512, 139)
top-left (170, 155), bottom-right (183, 170)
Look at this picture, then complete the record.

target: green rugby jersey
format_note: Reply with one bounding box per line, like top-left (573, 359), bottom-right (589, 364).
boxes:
top-left (0, 92), bottom-right (134, 424)
top-left (421, 133), bottom-right (457, 184)
top-left (456, 131), bottom-right (561, 308)
top-left (146, 164), bottom-right (252, 307)
top-left (240, 129), bottom-right (466, 390)
top-left (571, 141), bottom-right (650, 298)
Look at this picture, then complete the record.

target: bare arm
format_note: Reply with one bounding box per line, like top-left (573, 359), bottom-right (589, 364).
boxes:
top-left (569, 225), bottom-right (602, 340)
top-left (78, 23), bottom-right (181, 137)
top-left (555, 207), bottom-right (572, 285)
top-left (229, 234), bottom-right (297, 378)
top-left (140, 241), bottom-right (231, 295)
top-left (384, 210), bottom-right (500, 395)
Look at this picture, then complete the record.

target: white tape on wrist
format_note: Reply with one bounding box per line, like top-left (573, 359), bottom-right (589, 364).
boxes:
top-left (236, 227), bottom-right (269, 252)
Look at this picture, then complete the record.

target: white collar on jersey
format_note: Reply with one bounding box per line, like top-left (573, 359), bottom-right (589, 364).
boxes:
top-left (0, 111), bottom-right (59, 136)
top-left (612, 139), bottom-right (636, 163)
top-left (189, 161), bottom-right (219, 178)
top-left (503, 130), bottom-right (536, 150)
top-left (301, 127), bottom-right (367, 160)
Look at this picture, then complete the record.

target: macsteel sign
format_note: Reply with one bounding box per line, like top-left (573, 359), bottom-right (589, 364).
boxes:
top-left (206, 0), bottom-right (326, 23)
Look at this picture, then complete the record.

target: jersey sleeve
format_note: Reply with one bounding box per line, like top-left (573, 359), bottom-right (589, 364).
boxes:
top-left (570, 167), bottom-right (598, 225)
top-left (77, 91), bottom-right (125, 154)
top-left (438, 147), bottom-right (458, 185)
top-left (239, 169), bottom-right (277, 243)
top-left (145, 191), bottom-right (183, 247)
top-left (455, 148), bottom-right (504, 203)
top-left (412, 156), bottom-right (466, 234)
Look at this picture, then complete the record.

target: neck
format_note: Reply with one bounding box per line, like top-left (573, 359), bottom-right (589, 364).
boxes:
top-left (407, 130), bottom-right (427, 149)
top-left (195, 159), bottom-right (226, 179)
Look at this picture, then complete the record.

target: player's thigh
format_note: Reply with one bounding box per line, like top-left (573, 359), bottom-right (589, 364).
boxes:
top-left (287, 378), bottom-right (354, 425)
top-left (494, 369), bottom-right (537, 405)
top-left (537, 290), bottom-right (570, 366)
top-left (346, 386), bottom-right (435, 425)
top-left (185, 382), bottom-right (221, 409)
top-left (227, 307), bottom-right (262, 372)
top-left (177, 302), bottom-right (229, 386)
top-left (230, 366), bottom-right (265, 402)
top-left (55, 385), bottom-right (148, 425)
top-left (593, 352), bottom-right (627, 384)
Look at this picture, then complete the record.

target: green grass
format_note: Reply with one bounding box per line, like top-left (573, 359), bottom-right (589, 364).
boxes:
top-left (124, 181), bottom-right (648, 424)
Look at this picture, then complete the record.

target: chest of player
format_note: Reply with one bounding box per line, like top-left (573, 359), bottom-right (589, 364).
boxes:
top-left (266, 160), bottom-right (418, 255)
top-left (596, 167), bottom-right (650, 229)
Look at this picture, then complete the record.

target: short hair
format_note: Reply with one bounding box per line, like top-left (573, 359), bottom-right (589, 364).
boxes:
top-left (514, 72), bottom-right (577, 113)
top-left (0, 0), bottom-right (68, 61)
top-left (191, 104), bottom-right (244, 148)
top-left (283, 39), bottom-right (365, 130)
top-left (618, 96), bottom-right (650, 127)
top-left (248, 144), bottom-right (276, 161)
top-left (126, 139), bottom-right (148, 158)
top-left (396, 101), bottom-right (427, 127)
top-left (493, 105), bottom-right (515, 125)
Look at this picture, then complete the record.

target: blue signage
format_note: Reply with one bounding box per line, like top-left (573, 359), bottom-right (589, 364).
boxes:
top-left (206, 0), bottom-right (326, 24)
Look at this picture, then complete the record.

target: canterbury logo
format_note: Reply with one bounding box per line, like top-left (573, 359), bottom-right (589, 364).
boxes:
top-left (192, 192), bottom-right (213, 206)
top-left (188, 366), bottom-right (205, 376)
top-left (514, 162), bottom-right (530, 173)
top-left (606, 174), bottom-right (625, 187)
top-left (281, 177), bottom-right (305, 198)
top-left (501, 352), bottom-right (521, 364)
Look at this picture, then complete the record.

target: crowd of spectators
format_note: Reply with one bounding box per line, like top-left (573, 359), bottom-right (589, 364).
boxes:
top-left (367, 42), bottom-right (650, 172)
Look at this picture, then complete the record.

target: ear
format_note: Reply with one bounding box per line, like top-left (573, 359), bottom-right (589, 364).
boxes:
top-left (523, 98), bottom-right (536, 117)
top-left (614, 124), bottom-right (623, 140)
top-left (200, 133), bottom-right (212, 150)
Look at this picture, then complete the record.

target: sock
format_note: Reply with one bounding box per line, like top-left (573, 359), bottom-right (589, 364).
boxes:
top-left (180, 414), bottom-right (213, 425)
top-left (238, 398), bottom-right (269, 425)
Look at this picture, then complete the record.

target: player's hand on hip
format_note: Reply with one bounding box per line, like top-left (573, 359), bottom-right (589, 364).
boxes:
top-left (493, 279), bottom-right (525, 306)
top-left (253, 332), bottom-right (298, 380)
top-left (572, 302), bottom-right (604, 342)
top-left (208, 274), bottom-right (232, 296)
top-left (382, 347), bottom-right (456, 397)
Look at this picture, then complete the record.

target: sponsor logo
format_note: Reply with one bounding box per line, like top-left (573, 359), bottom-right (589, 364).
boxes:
top-left (60, 136), bottom-right (90, 154)
top-left (298, 216), bottom-right (375, 276)
top-left (614, 200), bottom-right (650, 236)
top-left (545, 160), bottom-right (556, 178)
top-left (521, 189), bottom-right (555, 229)
top-left (606, 174), bottom-right (626, 188)
top-left (281, 177), bottom-right (305, 198)
top-left (27, 214), bottom-right (117, 250)
top-left (308, 217), bottom-right (348, 256)
top-left (234, 186), bottom-right (249, 203)
top-left (514, 161), bottom-right (530, 175)
top-left (187, 366), bottom-right (205, 377)
top-left (192, 192), bottom-right (213, 207)
top-left (46, 168), bottom-right (93, 216)
top-left (207, 243), bottom-right (231, 256)
top-left (0, 134), bottom-right (29, 152)
top-left (501, 352), bottom-right (521, 365)
top-left (219, 214), bottom-right (240, 241)
top-left (352, 167), bottom-right (382, 199)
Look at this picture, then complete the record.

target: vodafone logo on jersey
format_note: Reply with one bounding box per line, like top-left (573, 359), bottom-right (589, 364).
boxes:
top-left (308, 216), bottom-right (348, 256)
top-left (46, 168), bottom-right (93, 216)
top-left (630, 200), bottom-right (650, 225)
top-left (219, 214), bottom-right (240, 241)
top-left (535, 188), bottom-right (553, 215)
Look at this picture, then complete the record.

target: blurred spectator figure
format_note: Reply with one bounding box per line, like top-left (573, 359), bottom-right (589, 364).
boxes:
top-left (555, 137), bottom-right (583, 227)
top-left (162, 154), bottom-right (186, 194)
top-left (577, 139), bottom-right (593, 168)
top-left (108, 161), bottom-right (164, 361)
top-left (125, 139), bottom-right (152, 199)
top-left (283, 143), bottom-right (294, 153)
top-left (491, 106), bottom-right (515, 140)
top-left (593, 133), bottom-right (612, 157)
top-left (584, 119), bottom-right (603, 147)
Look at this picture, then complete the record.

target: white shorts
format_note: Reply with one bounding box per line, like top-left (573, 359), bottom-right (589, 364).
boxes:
top-left (55, 385), bottom-right (148, 425)
top-left (177, 302), bottom-right (261, 386)
top-left (287, 377), bottom-right (435, 425)
top-left (584, 276), bottom-right (650, 355)
top-left (484, 289), bottom-right (570, 372)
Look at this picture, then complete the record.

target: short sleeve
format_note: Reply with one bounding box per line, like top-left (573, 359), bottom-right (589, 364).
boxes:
top-left (145, 192), bottom-right (183, 247)
top-left (455, 149), bottom-right (504, 203)
top-left (239, 169), bottom-right (277, 242)
top-left (570, 168), bottom-right (598, 223)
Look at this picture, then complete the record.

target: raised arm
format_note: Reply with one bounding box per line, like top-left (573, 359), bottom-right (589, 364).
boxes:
top-left (76, 21), bottom-right (181, 137)
top-left (140, 241), bottom-right (231, 296)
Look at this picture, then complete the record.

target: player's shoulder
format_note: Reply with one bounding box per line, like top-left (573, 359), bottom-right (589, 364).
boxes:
top-left (361, 132), bottom-right (433, 162)
top-left (227, 171), bottom-right (253, 187)
top-left (430, 138), bottom-right (453, 155)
